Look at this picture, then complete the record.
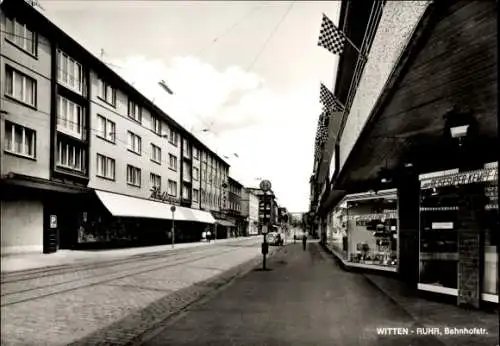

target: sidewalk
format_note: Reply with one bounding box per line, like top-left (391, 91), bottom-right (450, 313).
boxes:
top-left (138, 242), bottom-right (497, 346)
top-left (1, 236), bottom-right (260, 274)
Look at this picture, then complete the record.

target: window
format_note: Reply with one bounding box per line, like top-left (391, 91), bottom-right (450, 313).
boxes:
top-left (182, 185), bottom-right (190, 200)
top-left (168, 180), bottom-right (177, 196)
top-left (4, 121), bottom-right (35, 158)
top-left (183, 161), bottom-right (191, 181)
top-left (57, 95), bottom-right (84, 139)
top-left (96, 154), bottom-right (115, 180)
top-left (151, 144), bottom-right (161, 164)
top-left (183, 138), bottom-right (191, 157)
top-left (97, 78), bottom-right (116, 106)
top-left (127, 131), bottom-right (142, 155)
top-left (127, 165), bottom-right (141, 187)
top-left (193, 147), bottom-right (199, 159)
top-left (151, 115), bottom-right (162, 135)
top-left (169, 128), bottom-right (178, 146)
top-left (193, 189), bottom-right (199, 203)
top-left (128, 100), bottom-right (142, 123)
top-left (5, 66), bottom-right (36, 107)
top-left (56, 139), bottom-right (86, 172)
top-left (169, 154), bottom-right (177, 171)
top-left (57, 50), bottom-right (83, 94)
top-left (150, 173), bottom-right (161, 190)
top-left (5, 16), bottom-right (37, 56)
top-left (96, 115), bottom-right (115, 143)
top-left (193, 167), bottom-right (199, 181)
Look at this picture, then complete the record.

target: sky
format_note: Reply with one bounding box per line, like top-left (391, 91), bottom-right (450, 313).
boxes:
top-left (39, 0), bottom-right (341, 212)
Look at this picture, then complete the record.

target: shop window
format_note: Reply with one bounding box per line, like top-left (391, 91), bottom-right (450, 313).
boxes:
top-left (346, 196), bottom-right (398, 268)
top-left (419, 165), bottom-right (499, 298)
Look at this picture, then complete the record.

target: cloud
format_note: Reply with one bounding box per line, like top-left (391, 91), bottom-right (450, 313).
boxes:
top-left (108, 55), bottom-right (322, 211)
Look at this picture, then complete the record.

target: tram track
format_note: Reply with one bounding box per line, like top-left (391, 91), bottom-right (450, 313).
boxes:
top-left (1, 241), bottom-right (256, 284)
top-left (1, 247), bottom-right (237, 307)
top-left (0, 244), bottom-right (252, 307)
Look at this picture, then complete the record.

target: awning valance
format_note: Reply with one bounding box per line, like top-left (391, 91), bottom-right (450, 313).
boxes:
top-left (95, 190), bottom-right (215, 224)
top-left (215, 219), bottom-right (235, 227)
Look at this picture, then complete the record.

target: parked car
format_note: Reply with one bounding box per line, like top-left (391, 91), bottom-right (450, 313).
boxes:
top-left (266, 232), bottom-right (284, 246)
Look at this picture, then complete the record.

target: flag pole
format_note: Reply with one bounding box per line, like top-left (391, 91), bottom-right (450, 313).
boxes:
top-left (344, 34), bottom-right (368, 61)
top-left (320, 12), bottom-right (368, 61)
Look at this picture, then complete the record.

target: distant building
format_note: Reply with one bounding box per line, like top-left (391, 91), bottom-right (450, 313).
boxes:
top-left (241, 188), bottom-right (259, 235)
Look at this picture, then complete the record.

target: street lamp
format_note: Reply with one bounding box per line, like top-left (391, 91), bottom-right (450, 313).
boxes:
top-left (170, 205), bottom-right (176, 248)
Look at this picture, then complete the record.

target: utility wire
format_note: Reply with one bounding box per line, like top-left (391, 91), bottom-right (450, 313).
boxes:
top-left (204, 1), bottom-right (295, 134)
top-left (196, 5), bottom-right (262, 57)
top-left (245, 1), bottom-right (294, 73)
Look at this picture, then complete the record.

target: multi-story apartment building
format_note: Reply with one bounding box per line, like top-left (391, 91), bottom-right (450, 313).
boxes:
top-left (0, 0), bottom-right (231, 254)
top-left (312, 0), bottom-right (498, 309)
top-left (241, 188), bottom-right (259, 236)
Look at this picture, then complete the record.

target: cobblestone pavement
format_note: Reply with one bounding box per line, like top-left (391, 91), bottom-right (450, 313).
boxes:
top-left (1, 237), bottom-right (280, 346)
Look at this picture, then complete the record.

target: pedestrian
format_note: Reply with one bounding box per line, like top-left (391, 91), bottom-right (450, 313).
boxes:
top-left (206, 230), bottom-right (211, 243)
top-left (302, 233), bottom-right (307, 251)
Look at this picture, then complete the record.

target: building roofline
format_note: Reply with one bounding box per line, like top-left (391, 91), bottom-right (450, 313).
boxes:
top-left (228, 176), bottom-right (243, 187)
top-left (1, 0), bottom-right (230, 167)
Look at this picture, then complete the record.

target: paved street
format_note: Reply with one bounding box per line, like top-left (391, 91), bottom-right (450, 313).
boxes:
top-left (137, 242), bottom-right (498, 346)
top-left (1, 237), bottom-right (278, 346)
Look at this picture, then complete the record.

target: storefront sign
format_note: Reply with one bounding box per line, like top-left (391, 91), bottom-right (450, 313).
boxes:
top-left (50, 215), bottom-right (57, 229)
top-left (421, 168), bottom-right (497, 190)
top-left (347, 211), bottom-right (398, 221)
top-left (150, 187), bottom-right (178, 204)
top-left (431, 222), bottom-right (454, 230)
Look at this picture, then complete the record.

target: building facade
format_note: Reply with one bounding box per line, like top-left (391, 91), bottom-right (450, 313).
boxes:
top-left (245, 187), bottom-right (277, 234)
top-left (312, 0), bottom-right (498, 309)
top-left (0, 0), bottom-right (233, 254)
top-left (222, 176), bottom-right (244, 237)
top-left (241, 188), bottom-right (259, 236)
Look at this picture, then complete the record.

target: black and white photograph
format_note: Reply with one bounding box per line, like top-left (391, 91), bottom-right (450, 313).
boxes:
top-left (0, 0), bottom-right (498, 345)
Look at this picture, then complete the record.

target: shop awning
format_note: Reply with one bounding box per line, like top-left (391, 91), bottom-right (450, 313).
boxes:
top-left (95, 190), bottom-right (215, 224)
top-left (182, 207), bottom-right (216, 224)
top-left (215, 219), bottom-right (235, 227)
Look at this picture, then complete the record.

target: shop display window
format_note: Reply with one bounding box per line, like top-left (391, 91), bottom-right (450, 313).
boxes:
top-left (419, 163), bottom-right (498, 300)
top-left (327, 207), bottom-right (348, 259)
top-left (483, 179), bottom-right (498, 295)
top-left (419, 185), bottom-right (460, 289)
top-left (345, 197), bottom-right (398, 267)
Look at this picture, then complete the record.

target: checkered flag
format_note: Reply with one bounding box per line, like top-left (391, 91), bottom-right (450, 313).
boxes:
top-left (317, 13), bottom-right (346, 56)
top-left (320, 83), bottom-right (344, 112)
top-left (314, 111), bottom-right (329, 158)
